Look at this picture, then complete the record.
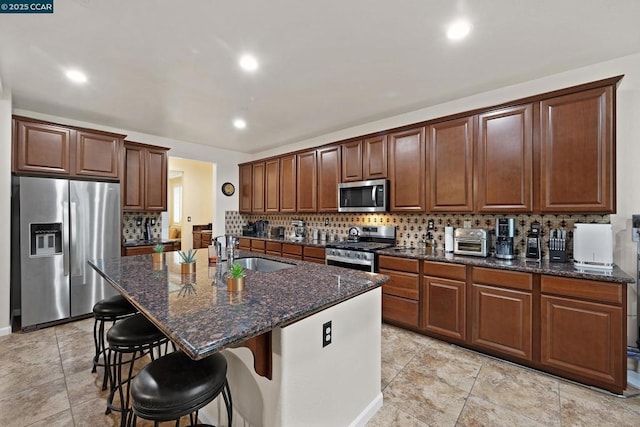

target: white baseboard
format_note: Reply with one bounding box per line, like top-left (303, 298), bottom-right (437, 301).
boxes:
top-left (0, 326), bottom-right (12, 337)
top-left (349, 392), bottom-right (383, 427)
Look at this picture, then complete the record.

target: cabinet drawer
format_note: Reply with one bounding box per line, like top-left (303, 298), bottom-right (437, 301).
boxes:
top-left (238, 238), bottom-right (251, 250)
top-left (541, 276), bottom-right (622, 305)
top-left (251, 240), bottom-right (266, 250)
top-left (378, 255), bottom-right (419, 273)
top-left (382, 294), bottom-right (419, 327)
top-left (282, 243), bottom-right (303, 256)
top-left (472, 267), bottom-right (532, 291)
top-left (379, 269), bottom-right (419, 300)
top-left (424, 261), bottom-right (466, 281)
top-left (265, 241), bottom-right (282, 252)
top-left (303, 246), bottom-right (325, 259)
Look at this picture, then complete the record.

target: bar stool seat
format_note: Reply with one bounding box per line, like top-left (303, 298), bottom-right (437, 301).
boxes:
top-left (130, 351), bottom-right (232, 426)
top-left (106, 313), bottom-right (171, 426)
top-left (92, 295), bottom-right (137, 390)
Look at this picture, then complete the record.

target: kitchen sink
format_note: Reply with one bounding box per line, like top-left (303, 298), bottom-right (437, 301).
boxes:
top-left (232, 257), bottom-right (295, 272)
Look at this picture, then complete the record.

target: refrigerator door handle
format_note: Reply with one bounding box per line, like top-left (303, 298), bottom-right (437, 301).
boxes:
top-left (70, 201), bottom-right (85, 282)
top-left (63, 201), bottom-right (70, 277)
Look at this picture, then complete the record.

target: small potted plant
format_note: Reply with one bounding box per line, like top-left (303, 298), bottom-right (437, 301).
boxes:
top-left (226, 262), bottom-right (245, 292)
top-left (152, 244), bottom-right (165, 264)
top-left (178, 249), bottom-right (197, 274)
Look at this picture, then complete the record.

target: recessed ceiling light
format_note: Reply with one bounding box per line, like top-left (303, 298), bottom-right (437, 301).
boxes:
top-left (65, 69), bottom-right (88, 84)
top-left (446, 20), bottom-right (472, 41)
top-left (233, 118), bottom-right (247, 129)
top-left (239, 54), bottom-right (258, 72)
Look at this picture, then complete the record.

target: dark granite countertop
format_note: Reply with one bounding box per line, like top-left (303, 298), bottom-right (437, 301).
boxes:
top-left (89, 250), bottom-right (388, 360)
top-left (377, 247), bottom-right (634, 284)
top-left (122, 239), bottom-right (180, 247)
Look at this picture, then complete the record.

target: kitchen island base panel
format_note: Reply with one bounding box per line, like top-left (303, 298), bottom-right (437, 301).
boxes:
top-left (200, 288), bottom-right (382, 427)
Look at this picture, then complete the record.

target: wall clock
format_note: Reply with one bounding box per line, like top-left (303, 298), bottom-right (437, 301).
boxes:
top-left (221, 182), bottom-right (235, 196)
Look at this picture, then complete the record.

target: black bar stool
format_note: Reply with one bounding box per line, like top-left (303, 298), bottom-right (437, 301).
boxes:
top-left (92, 295), bottom-right (138, 390)
top-left (106, 313), bottom-right (173, 427)
top-left (129, 350), bottom-right (232, 427)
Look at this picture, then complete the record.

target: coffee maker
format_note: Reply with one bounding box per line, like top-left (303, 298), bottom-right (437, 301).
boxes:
top-left (526, 221), bottom-right (542, 260)
top-left (495, 218), bottom-right (515, 260)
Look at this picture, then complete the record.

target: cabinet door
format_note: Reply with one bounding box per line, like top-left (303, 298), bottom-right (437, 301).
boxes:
top-left (296, 150), bottom-right (317, 212)
top-left (427, 117), bottom-right (474, 212)
top-left (265, 159), bottom-right (280, 212)
top-left (74, 130), bottom-right (121, 179)
top-left (382, 294), bottom-right (419, 328)
top-left (252, 162), bottom-right (265, 213)
top-left (123, 144), bottom-right (145, 210)
top-left (317, 146), bottom-right (341, 212)
top-left (540, 86), bottom-right (614, 212)
top-left (15, 120), bottom-right (71, 175)
top-left (541, 295), bottom-right (623, 391)
top-left (280, 154), bottom-right (297, 212)
top-left (239, 163), bottom-right (252, 213)
top-left (476, 104), bottom-right (533, 212)
top-left (378, 269), bottom-right (419, 300)
top-left (471, 283), bottom-right (532, 361)
top-left (363, 135), bottom-right (387, 179)
top-left (422, 276), bottom-right (466, 341)
top-left (341, 140), bottom-right (363, 182)
top-left (145, 147), bottom-right (168, 211)
top-left (388, 127), bottom-right (426, 211)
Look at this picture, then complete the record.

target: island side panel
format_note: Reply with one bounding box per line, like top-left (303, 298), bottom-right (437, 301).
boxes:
top-left (201, 288), bottom-right (382, 427)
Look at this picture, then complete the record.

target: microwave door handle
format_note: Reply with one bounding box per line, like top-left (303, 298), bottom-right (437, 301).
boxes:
top-left (372, 186), bottom-right (377, 207)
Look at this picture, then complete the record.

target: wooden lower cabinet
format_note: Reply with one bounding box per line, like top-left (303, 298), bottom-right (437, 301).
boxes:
top-left (282, 243), bottom-right (303, 260)
top-left (540, 276), bottom-right (625, 392)
top-left (123, 243), bottom-right (176, 256)
top-left (303, 246), bottom-right (325, 264)
top-left (421, 261), bottom-right (466, 341)
top-left (379, 255), bottom-right (420, 328)
top-left (470, 267), bottom-right (533, 362)
top-left (250, 240), bottom-right (266, 254)
top-left (265, 241), bottom-right (282, 256)
top-left (238, 238), bottom-right (251, 251)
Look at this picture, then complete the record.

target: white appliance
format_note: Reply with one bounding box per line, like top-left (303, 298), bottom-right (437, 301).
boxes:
top-left (572, 223), bottom-right (613, 270)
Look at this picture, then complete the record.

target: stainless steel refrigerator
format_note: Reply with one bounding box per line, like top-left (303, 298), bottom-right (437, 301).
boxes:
top-left (11, 176), bottom-right (121, 330)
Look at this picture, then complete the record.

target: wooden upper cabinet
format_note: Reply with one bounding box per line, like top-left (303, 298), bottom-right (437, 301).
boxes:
top-left (238, 163), bottom-right (252, 213)
top-left (74, 130), bottom-right (121, 179)
top-left (341, 140), bottom-right (363, 182)
top-left (427, 117), bottom-right (474, 212)
top-left (265, 159), bottom-right (280, 212)
top-left (317, 146), bottom-right (341, 212)
top-left (144, 147), bottom-right (168, 211)
top-left (252, 162), bottom-right (266, 213)
top-left (123, 142), bottom-right (168, 211)
top-left (296, 150), bottom-right (317, 212)
top-left (540, 86), bottom-right (614, 213)
top-left (279, 154), bottom-right (297, 212)
top-left (15, 120), bottom-right (71, 175)
top-left (363, 135), bottom-right (387, 179)
top-left (476, 104), bottom-right (533, 212)
top-left (123, 144), bottom-right (145, 210)
top-left (388, 127), bottom-right (426, 211)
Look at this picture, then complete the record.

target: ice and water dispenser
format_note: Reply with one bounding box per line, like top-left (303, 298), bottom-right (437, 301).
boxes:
top-left (30, 223), bottom-right (62, 257)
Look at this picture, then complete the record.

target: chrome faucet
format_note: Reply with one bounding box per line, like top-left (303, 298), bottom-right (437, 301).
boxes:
top-left (212, 235), bottom-right (224, 261)
top-left (225, 235), bottom-right (238, 266)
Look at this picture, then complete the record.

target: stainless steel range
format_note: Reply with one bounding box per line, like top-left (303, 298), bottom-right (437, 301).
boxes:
top-left (325, 225), bottom-right (396, 272)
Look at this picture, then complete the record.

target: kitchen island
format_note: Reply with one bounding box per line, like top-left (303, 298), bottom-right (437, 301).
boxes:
top-left (89, 250), bottom-right (388, 426)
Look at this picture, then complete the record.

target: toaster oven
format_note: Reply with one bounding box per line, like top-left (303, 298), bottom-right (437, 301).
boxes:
top-left (454, 228), bottom-right (491, 257)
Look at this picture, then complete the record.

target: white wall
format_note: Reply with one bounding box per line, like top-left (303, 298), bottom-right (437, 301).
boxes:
top-left (0, 91), bottom-right (11, 335)
top-left (253, 52), bottom-right (640, 345)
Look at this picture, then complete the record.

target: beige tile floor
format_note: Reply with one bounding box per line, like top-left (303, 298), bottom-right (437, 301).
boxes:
top-left (1, 318), bottom-right (640, 426)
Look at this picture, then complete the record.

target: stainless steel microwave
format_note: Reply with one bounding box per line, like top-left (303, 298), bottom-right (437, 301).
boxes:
top-left (338, 179), bottom-right (388, 213)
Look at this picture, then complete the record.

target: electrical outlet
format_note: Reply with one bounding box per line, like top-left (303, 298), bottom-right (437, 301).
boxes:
top-left (150, 218), bottom-right (156, 226)
top-left (322, 321), bottom-right (332, 347)
top-left (324, 218), bottom-right (329, 226)
top-left (187, 216), bottom-right (191, 222)
top-left (427, 219), bottom-right (435, 230)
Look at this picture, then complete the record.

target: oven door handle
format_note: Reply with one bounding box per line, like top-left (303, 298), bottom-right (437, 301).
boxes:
top-left (326, 255), bottom-right (373, 266)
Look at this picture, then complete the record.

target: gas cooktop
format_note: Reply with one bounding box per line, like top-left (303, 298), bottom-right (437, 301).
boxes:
top-left (325, 241), bottom-right (394, 251)
top-left (325, 225), bottom-right (396, 252)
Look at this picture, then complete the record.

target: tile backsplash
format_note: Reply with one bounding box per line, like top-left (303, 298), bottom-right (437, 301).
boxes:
top-left (122, 212), bottom-right (163, 242)
top-left (225, 211), bottom-right (610, 259)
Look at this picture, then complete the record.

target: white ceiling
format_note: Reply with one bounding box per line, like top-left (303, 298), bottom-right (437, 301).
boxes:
top-left (1, 0), bottom-right (640, 154)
